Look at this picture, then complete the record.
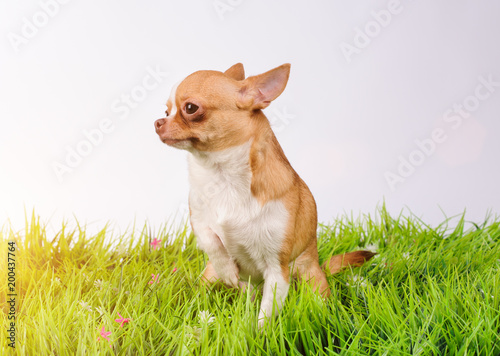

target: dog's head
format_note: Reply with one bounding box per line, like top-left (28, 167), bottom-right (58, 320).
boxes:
top-left (154, 63), bottom-right (290, 152)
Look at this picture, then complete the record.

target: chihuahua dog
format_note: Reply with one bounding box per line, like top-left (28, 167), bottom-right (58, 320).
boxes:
top-left (154, 63), bottom-right (375, 327)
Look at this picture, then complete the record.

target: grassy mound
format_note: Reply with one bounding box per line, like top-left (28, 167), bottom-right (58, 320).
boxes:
top-left (1, 209), bottom-right (499, 355)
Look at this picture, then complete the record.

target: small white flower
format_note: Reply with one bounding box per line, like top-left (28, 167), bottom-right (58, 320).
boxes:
top-left (186, 326), bottom-right (202, 341)
top-left (96, 306), bottom-right (106, 316)
top-left (402, 252), bottom-right (410, 260)
top-left (346, 275), bottom-right (368, 288)
top-left (364, 244), bottom-right (378, 253)
top-left (198, 310), bottom-right (215, 325)
top-left (94, 279), bottom-right (103, 289)
top-left (78, 300), bottom-right (92, 312)
top-left (82, 272), bottom-right (90, 283)
top-left (51, 277), bottom-right (61, 285)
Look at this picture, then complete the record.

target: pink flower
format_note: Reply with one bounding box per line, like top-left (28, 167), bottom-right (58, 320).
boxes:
top-left (97, 326), bottom-right (111, 342)
top-left (149, 274), bottom-right (159, 284)
top-left (115, 313), bottom-right (132, 328)
top-left (151, 238), bottom-right (162, 250)
top-left (172, 267), bottom-right (177, 273)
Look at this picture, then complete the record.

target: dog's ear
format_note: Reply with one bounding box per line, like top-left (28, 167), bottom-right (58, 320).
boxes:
top-left (238, 63), bottom-right (290, 110)
top-left (224, 63), bottom-right (245, 81)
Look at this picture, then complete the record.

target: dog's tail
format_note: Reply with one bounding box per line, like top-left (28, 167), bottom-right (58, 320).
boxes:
top-left (322, 250), bottom-right (376, 275)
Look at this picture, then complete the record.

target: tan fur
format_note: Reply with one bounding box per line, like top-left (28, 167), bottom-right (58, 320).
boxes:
top-left (201, 260), bottom-right (220, 285)
top-left (224, 63), bottom-right (245, 81)
top-left (323, 250), bottom-right (377, 275)
top-left (155, 63), bottom-right (376, 301)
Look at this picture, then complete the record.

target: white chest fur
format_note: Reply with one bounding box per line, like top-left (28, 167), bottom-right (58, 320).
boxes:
top-left (187, 141), bottom-right (289, 281)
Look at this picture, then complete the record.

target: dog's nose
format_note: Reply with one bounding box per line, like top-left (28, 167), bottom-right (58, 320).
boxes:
top-left (155, 118), bottom-right (165, 132)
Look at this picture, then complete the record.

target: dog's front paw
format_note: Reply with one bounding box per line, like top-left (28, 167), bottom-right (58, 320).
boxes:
top-left (257, 312), bottom-right (267, 330)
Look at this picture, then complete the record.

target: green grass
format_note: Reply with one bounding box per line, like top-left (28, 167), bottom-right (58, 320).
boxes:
top-left (1, 209), bottom-right (500, 355)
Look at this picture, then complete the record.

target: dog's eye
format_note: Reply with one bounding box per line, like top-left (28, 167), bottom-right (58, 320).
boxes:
top-left (185, 103), bottom-right (199, 115)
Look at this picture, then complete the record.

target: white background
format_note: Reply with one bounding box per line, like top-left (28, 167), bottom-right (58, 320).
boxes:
top-left (1, 0), bottom-right (499, 235)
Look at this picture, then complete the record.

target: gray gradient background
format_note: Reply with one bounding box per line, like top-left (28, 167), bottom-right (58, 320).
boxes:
top-left (1, 0), bottom-right (499, 234)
